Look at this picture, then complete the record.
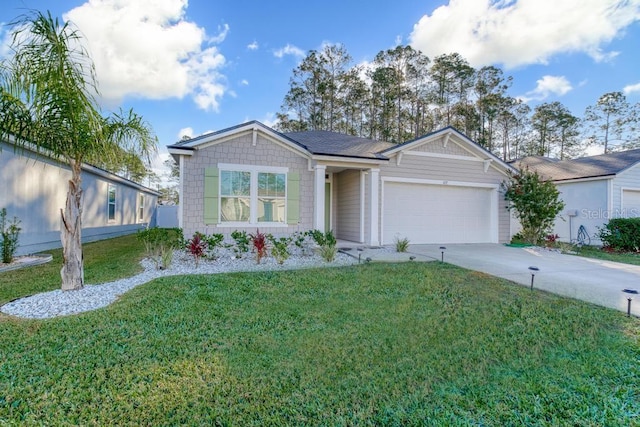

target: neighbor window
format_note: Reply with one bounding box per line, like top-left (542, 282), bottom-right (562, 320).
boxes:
top-left (138, 193), bottom-right (145, 222)
top-left (219, 168), bottom-right (286, 224)
top-left (107, 184), bottom-right (116, 221)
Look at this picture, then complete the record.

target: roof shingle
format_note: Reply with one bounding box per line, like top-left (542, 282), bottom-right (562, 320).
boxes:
top-left (517, 149), bottom-right (640, 181)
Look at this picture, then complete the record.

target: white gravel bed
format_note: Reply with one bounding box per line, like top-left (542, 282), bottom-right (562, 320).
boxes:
top-left (1, 250), bottom-right (356, 320)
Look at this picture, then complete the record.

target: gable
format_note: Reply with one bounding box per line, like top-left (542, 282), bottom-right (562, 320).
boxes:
top-left (407, 136), bottom-right (475, 157)
top-left (382, 127), bottom-right (514, 177)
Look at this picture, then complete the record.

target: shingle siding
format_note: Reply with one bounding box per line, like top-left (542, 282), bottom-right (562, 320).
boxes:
top-left (180, 132), bottom-right (313, 239)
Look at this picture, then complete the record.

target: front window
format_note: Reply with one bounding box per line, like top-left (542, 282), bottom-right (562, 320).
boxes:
top-left (107, 184), bottom-right (116, 221)
top-left (219, 168), bottom-right (286, 224)
top-left (258, 172), bottom-right (286, 222)
top-left (220, 171), bottom-right (251, 222)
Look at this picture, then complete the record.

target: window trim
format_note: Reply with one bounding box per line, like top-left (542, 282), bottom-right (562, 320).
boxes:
top-left (107, 183), bottom-right (117, 222)
top-left (217, 163), bottom-right (289, 226)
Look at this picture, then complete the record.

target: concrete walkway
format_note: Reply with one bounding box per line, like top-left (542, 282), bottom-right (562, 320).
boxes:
top-left (349, 243), bottom-right (640, 316)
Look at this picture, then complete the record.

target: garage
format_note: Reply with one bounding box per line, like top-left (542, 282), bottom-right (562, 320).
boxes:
top-left (382, 181), bottom-right (496, 244)
top-left (622, 189), bottom-right (640, 218)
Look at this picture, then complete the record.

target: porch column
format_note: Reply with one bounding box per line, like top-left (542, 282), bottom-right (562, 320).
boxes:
top-left (368, 168), bottom-right (380, 246)
top-left (313, 165), bottom-right (326, 231)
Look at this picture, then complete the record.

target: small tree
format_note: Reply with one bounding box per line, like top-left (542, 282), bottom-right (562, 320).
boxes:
top-left (502, 168), bottom-right (565, 245)
top-left (0, 208), bottom-right (21, 264)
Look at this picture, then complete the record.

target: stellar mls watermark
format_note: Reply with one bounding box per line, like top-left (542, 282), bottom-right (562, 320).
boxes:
top-left (580, 208), bottom-right (640, 219)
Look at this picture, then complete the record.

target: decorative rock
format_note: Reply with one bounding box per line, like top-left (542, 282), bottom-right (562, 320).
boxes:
top-left (1, 250), bottom-right (355, 319)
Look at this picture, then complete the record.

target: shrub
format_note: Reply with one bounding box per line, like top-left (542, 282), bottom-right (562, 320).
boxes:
top-left (502, 168), bottom-right (565, 245)
top-left (597, 218), bottom-right (640, 251)
top-left (545, 233), bottom-right (560, 247)
top-left (203, 233), bottom-right (224, 259)
top-left (394, 236), bottom-right (410, 252)
top-left (186, 232), bottom-right (207, 267)
top-left (249, 229), bottom-right (268, 264)
top-left (231, 230), bottom-right (250, 258)
top-left (269, 235), bottom-right (291, 264)
top-left (309, 229), bottom-right (337, 248)
top-left (292, 231), bottom-right (313, 256)
top-left (318, 244), bottom-right (337, 262)
top-left (310, 229), bottom-right (337, 262)
top-left (137, 227), bottom-right (183, 269)
top-left (0, 208), bottom-right (21, 264)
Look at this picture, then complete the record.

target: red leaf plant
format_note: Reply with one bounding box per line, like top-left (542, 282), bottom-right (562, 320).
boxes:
top-left (250, 229), bottom-right (268, 264)
top-left (187, 232), bottom-right (207, 268)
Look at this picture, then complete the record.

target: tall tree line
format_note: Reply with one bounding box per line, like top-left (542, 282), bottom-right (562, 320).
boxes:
top-left (276, 44), bottom-right (640, 160)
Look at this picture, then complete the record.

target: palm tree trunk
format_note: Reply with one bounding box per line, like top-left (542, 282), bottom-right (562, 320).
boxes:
top-left (60, 161), bottom-right (84, 290)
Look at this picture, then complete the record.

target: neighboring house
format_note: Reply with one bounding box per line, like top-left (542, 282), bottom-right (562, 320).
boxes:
top-left (168, 121), bottom-right (515, 246)
top-left (0, 138), bottom-right (159, 255)
top-left (517, 149), bottom-right (640, 244)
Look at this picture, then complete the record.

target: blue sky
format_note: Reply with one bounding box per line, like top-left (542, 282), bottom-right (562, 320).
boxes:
top-left (1, 0), bottom-right (640, 180)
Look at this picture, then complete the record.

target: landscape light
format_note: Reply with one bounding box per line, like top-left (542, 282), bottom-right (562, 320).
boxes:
top-left (528, 266), bottom-right (539, 290)
top-left (439, 246), bottom-right (446, 263)
top-left (622, 289), bottom-right (638, 317)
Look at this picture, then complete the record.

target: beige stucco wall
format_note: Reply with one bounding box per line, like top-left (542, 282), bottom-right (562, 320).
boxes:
top-left (179, 131), bottom-right (314, 239)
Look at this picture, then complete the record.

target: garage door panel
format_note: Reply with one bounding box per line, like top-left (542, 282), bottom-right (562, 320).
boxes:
top-left (623, 190), bottom-right (640, 218)
top-left (383, 182), bottom-right (493, 244)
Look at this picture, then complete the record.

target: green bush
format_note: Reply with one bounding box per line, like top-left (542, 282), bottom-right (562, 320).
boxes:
top-left (597, 218), bottom-right (640, 251)
top-left (394, 236), bottom-right (410, 252)
top-left (269, 235), bottom-right (291, 264)
top-left (137, 227), bottom-right (183, 269)
top-left (0, 208), bottom-right (21, 264)
top-left (502, 168), bottom-right (564, 245)
top-left (231, 230), bottom-right (250, 257)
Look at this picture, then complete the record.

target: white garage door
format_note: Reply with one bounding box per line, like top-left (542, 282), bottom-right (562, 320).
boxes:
top-left (622, 189), bottom-right (640, 218)
top-left (383, 182), bottom-right (494, 244)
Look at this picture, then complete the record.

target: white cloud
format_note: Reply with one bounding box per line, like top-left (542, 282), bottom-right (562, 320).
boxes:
top-left (623, 82), bottom-right (640, 95)
top-left (64, 0), bottom-right (228, 111)
top-left (520, 75), bottom-right (573, 102)
top-left (247, 40), bottom-right (259, 50)
top-left (240, 79), bottom-right (249, 86)
top-left (409, 0), bottom-right (640, 68)
top-left (177, 127), bottom-right (194, 139)
top-left (274, 43), bottom-right (305, 59)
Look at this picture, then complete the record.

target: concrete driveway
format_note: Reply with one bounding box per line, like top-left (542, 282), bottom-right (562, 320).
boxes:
top-left (360, 244), bottom-right (640, 316)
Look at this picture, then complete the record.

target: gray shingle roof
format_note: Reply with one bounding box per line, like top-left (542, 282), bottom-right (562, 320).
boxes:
top-left (282, 130), bottom-right (395, 159)
top-left (517, 149), bottom-right (640, 181)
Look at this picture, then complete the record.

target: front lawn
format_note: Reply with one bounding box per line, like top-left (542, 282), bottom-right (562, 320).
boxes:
top-left (575, 245), bottom-right (640, 266)
top-left (0, 234), bottom-right (146, 305)
top-left (0, 251), bottom-right (638, 424)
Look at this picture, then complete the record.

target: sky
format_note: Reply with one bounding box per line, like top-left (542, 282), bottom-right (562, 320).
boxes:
top-left (1, 0), bottom-right (640, 183)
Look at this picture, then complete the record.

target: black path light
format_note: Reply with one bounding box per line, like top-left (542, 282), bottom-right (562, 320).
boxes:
top-left (622, 289), bottom-right (638, 317)
top-left (439, 246), bottom-right (446, 263)
top-left (528, 266), bottom-right (539, 290)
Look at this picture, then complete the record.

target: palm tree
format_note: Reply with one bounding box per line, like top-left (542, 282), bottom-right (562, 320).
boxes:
top-left (0, 11), bottom-right (157, 290)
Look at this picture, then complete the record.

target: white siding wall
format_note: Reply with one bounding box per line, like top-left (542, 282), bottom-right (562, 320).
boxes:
top-left (553, 179), bottom-right (609, 244)
top-left (614, 165), bottom-right (640, 216)
top-left (0, 141), bottom-right (158, 255)
top-left (335, 169), bottom-right (361, 242)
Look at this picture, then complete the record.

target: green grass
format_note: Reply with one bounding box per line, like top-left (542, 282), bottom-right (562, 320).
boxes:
top-left (0, 237), bottom-right (639, 425)
top-left (0, 234), bottom-right (146, 304)
top-left (575, 245), bottom-right (640, 266)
